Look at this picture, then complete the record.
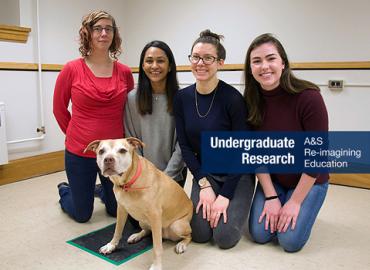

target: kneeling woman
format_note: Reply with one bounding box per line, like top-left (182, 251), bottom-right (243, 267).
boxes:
top-left (244, 33), bottom-right (329, 252)
top-left (174, 29), bottom-right (255, 249)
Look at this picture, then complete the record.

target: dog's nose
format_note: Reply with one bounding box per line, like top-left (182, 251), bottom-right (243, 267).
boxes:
top-left (104, 156), bottom-right (115, 164)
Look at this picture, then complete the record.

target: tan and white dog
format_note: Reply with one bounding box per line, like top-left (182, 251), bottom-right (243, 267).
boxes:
top-left (85, 137), bottom-right (193, 270)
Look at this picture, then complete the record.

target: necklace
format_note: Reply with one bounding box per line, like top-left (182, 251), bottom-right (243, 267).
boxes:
top-left (195, 86), bottom-right (217, 118)
top-left (153, 93), bottom-right (164, 101)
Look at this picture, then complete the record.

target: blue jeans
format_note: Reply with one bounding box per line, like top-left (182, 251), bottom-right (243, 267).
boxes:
top-left (58, 150), bottom-right (117, 223)
top-left (249, 181), bottom-right (328, 252)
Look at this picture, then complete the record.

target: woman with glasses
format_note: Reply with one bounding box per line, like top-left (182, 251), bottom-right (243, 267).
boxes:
top-left (244, 33), bottom-right (328, 252)
top-left (53, 10), bottom-right (134, 222)
top-left (174, 29), bottom-right (255, 249)
top-left (124, 40), bottom-right (186, 187)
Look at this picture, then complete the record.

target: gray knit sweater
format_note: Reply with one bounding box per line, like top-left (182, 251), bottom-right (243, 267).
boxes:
top-left (124, 89), bottom-right (185, 182)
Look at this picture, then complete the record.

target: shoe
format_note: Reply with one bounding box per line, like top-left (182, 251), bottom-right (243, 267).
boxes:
top-left (57, 182), bottom-right (69, 197)
top-left (94, 184), bottom-right (103, 197)
top-left (57, 182), bottom-right (69, 189)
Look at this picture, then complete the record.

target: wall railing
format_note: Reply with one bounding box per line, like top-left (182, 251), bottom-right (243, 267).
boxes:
top-left (1, 61), bottom-right (370, 72)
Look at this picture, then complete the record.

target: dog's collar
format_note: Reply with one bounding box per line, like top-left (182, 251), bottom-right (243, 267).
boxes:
top-left (120, 158), bottom-right (146, 192)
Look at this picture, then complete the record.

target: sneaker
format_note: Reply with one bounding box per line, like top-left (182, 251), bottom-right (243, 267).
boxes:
top-left (94, 184), bottom-right (106, 203)
top-left (57, 182), bottom-right (69, 189)
top-left (94, 184), bottom-right (103, 197)
top-left (57, 182), bottom-right (69, 197)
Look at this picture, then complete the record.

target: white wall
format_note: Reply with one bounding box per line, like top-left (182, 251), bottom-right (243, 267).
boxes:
top-left (121, 0), bottom-right (370, 65)
top-left (0, 0), bottom-right (20, 25)
top-left (0, 0), bottom-right (370, 160)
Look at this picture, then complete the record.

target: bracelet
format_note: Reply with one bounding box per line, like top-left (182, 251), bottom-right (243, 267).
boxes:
top-left (200, 186), bottom-right (212, 190)
top-left (265, 195), bottom-right (279, 201)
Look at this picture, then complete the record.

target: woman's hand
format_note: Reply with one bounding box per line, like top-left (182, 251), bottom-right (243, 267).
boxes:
top-left (258, 198), bottom-right (282, 233)
top-left (209, 195), bottom-right (230, 228)
top-left (277, 199), bottom-right (301, 233)
top-left (275, 173), bottom-right (315, 233)
top-left (196, 187), bottom-right (216, 221)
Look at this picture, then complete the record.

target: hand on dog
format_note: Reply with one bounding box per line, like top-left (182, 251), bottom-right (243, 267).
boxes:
top-left (196, 187), bottom-right (216, 221)
top-left (210, 195), bottom-right (229, 228)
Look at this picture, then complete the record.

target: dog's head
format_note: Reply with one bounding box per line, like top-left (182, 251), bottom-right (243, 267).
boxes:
top-left (84, 137), bottom-right (144, 178)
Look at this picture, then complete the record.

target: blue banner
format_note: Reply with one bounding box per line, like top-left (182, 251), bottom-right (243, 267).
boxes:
top-left (201, 131), bottom-right (370, 173)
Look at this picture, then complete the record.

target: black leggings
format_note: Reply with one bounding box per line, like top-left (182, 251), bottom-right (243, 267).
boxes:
top-left (190, 174), bottom-right (255, 249)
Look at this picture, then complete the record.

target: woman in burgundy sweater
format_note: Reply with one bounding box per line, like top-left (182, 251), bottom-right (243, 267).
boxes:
top-left (243, 33), bottom-right (329, 252)
top-left (53, 11), bottom-right (134, 222)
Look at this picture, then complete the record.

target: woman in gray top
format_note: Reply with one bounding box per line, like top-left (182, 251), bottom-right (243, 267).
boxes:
top-left (124, 40), bottom-right (186, 186)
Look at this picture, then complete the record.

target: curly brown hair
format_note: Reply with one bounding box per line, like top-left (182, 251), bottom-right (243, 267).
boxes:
top-left (78, 10), bottom-right (122, 60)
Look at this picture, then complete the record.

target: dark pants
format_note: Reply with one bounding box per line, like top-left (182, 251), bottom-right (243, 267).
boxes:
top-left (190, 174), bottom-right (255, 249)
top-left (58, 150), bottom-right (117, 223)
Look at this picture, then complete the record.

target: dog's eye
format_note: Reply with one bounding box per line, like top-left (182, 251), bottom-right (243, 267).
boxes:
top-left (119, 148), bottom-right (127, 154)
top-left (98, 149), bottom-right (105, 155)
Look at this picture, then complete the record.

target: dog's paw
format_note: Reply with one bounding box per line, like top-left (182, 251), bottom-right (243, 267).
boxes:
top-left (127, 232), bottom-right (144, 244)
top-left (99, 243), bottom-right (117, 254)
top-left (175, 241), bottom-right (187, 254)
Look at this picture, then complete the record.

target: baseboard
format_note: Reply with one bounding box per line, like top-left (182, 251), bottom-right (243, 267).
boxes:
top-left (0, 150), bottom-right (369, 189)
top-left (330, 174), bottom-right (370, 189)
top-left (0, 150), bottom-right (64, 186)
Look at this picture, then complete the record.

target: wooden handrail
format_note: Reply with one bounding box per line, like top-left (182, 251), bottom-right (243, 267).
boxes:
top-left (0, 61), bottom-right (370, 72)
top-left (0, 62), bottom-right (63, 71)
top-left (0, 24), bottom-right (31, 43)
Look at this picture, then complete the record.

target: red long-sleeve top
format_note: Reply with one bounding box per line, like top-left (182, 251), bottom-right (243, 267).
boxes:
top-left (53, 58), bottom-right (134, 158)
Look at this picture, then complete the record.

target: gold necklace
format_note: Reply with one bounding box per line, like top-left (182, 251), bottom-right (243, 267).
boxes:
top-left (195, 86), bottom-right (218, 118)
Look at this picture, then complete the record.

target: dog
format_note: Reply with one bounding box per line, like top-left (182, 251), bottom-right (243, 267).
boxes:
top-left (85, 137), bottom-right (193, 270)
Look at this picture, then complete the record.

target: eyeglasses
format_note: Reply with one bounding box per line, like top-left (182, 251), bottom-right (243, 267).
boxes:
top-left (92, 25), bottom-right (115, 34)
top-left (188, 55), bottom-right (219, 65)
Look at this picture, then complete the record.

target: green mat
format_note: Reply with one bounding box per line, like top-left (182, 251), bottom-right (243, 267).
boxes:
top-left (67, 221), bottom-right (153, 265)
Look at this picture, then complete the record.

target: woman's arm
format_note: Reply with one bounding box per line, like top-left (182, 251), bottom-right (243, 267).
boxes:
top-left (53, 64), bottom-right (73, 134)
top-left (124, 92), bottom-right (140, 138)
top-left (217, 89), bottom-right (249, 199)
top-left (277, 89), bottom-right (328, 232)
top-left (124, 91), bottom-right (143, 155)
top-left (277, 173), bottom-right (315, 232)
top-left (164, 141), bottom-right (185, 180)
top-left (256, 173), bottom-right (281, 233)
top-left (173, 91), bottom-right (207, 181)
top-left (210, 87), bottom-right (249, 227)
top-left (174, 90), bottom-right (216, 221)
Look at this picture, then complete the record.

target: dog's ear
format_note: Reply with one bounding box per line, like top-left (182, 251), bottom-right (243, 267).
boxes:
top-left (126, 137), bottom-right (145, 149)
top-left (84, 140), bottom-right (101, 153)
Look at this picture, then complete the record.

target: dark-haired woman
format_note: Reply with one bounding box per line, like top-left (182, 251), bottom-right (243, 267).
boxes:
top-left (174, 30), bottom-right (255, 249)
top-left (244, 33), bottom-right (329, 252)
top-left (53, 11), bottom-right (134, 222)
top-left (124, 40), bottom-right (185, 186)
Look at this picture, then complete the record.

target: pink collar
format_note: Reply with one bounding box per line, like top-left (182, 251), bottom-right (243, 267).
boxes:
top-left (121, 159), bottom-right (146, 192)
